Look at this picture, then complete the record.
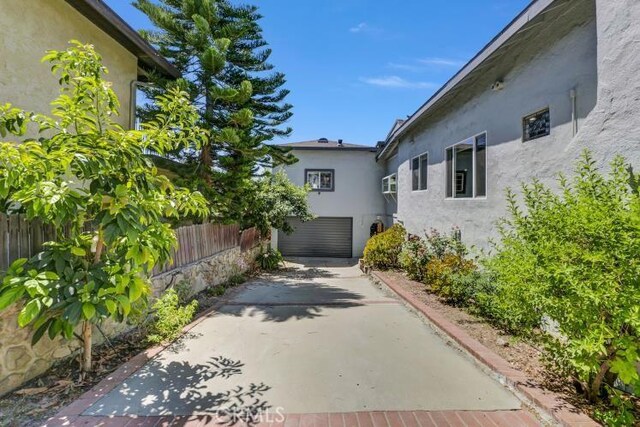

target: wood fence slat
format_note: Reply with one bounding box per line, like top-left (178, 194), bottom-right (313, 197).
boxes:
top-left (0, 214), bottom-right (7, 271)
top-left (177, 227), bottom-right (185, 268)
top-left (8, 215), bottom-right (20, 266)
top-left (190, 225), bottom-right (197, 262)
top-left (18, 215), bottom-right (30, 259)
top-left (30, 219), bottom-right (44, 257)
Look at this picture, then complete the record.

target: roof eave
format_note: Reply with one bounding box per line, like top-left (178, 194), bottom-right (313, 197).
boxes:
top-left (289, 147), bottom-right (377, 152)
top-left (64, 0), bottom-right (180, 79)
top-left (377, 0), bottom-right (557, 161)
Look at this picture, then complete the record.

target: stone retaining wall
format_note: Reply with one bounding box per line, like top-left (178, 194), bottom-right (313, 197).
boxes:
top-left (0, 243), bottom-right (264, 397)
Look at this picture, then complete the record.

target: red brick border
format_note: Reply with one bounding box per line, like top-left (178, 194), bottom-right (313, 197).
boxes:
top-left (45, 410), bottom-right (541, 427)
top-left (370, 270), bottom-right (600, 427)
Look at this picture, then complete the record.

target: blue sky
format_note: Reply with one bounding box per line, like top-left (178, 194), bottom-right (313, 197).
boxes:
top-left (105, 0), bottom-right (530, 146)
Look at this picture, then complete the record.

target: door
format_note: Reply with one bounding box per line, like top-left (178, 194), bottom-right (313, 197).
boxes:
top-left (278, 217), bottom-right (353, 258)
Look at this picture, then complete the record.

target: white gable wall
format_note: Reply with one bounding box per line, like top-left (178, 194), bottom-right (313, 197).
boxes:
top-left (276, 150), bottom-right (385, 257)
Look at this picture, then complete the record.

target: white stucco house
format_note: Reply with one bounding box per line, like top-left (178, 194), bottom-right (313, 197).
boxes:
top-left (272, 139), bottom-right (385, 258)
top-left (276, 0), bottom-right (640, 255)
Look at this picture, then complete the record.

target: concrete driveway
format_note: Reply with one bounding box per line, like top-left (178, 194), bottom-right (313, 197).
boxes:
top-left (81, 258), bottom-right (534, 424)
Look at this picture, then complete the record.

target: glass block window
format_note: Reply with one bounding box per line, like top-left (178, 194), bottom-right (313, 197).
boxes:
top-left (523, 108), bottom-right (551, 142)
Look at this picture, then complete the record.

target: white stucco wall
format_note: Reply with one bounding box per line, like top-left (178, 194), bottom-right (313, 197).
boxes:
top-left (380, 0), bottom-right (634, 251)
top-left (576, 0), bottom-right (640, 167)
top-left (0, 0), bottom-right (138, 128)
top-left (276, 149), bottom-right (385, 257)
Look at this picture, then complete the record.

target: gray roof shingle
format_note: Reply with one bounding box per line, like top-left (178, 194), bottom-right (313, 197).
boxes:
top-left (279, 139), bottom-right (375, 151)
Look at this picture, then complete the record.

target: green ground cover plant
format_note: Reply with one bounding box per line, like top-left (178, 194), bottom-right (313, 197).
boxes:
top-left (257, 247), bottom-right (284, 271)
top-left (146, 288), bottom-right (198, 344)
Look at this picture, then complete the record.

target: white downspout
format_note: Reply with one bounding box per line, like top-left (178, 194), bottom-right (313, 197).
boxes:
top-left (129, 80), bottom-right (156, 130)
top-left (570, 88), bottom-right (578, 136)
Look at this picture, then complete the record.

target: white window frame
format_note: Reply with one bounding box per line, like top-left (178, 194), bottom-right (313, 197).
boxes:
top-left (382, 173), bottom-right (397, 194)
top-left (305, 169), bottom-right (335, 192)
top-left (411, 152), bottom-right (429, 192)
top-left (445, 131), bottom-right (488, 200)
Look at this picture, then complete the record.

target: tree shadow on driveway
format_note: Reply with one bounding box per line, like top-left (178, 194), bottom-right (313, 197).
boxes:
top-left (219, 279), bottom-right (367, 322)
top-left (85, 355), bottom-right (271, 424)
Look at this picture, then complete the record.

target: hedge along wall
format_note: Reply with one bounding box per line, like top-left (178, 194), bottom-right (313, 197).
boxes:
top-left (0, 222), bottom-right (264, 397)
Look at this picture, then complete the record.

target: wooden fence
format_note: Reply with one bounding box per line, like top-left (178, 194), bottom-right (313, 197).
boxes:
top-left (0, 214), bottom-right (261, 276)
top-left (0, 215), bottom-right (55, 272)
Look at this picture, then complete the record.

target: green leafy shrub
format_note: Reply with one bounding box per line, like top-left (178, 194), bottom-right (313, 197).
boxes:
top-left (227, 273), bottom-right (246, 287)
top-left (173, 279), bottom-right (194, 305)
top-left (400, 228), bottom-right (476, 301)
top-left (363, 224), bottom-right (406, 270)
top-left (445, 269), bottom-right (496, 307)
top-left (423, 227), bottom-right (467, 259)
top-left (206, 284), bottom-right (227, 297)
top-left (593, 387), bottom-right (638, 427)
top-left (147, 288), bottom-right (198, 344)
top-left (398, 235), bottom-right (431, 280)
top-left (488, 151), bottom-right (640, 404)
top-left (424, 253), bottom-right (476, 297)
top-left (257, 247), bottom-right (284, 271)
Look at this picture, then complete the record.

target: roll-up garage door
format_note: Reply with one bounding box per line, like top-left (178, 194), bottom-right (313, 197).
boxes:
top-left (278, 217), bottom-right (353, 258)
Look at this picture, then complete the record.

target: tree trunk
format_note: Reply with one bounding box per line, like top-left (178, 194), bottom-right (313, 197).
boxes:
top-left (199, 82), bottom-right (216, 183)
top-left (81, 231), bottom-right (103, 375)
top-left (81, 321), bottom-right (92, 373)
top-left (589, 359), bottom-right (611, 402)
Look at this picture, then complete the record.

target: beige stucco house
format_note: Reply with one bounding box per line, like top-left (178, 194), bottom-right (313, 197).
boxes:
top-left (0, 0), bottom-right (179, 129)
top-left (0, 0), bottom-right (179, 397)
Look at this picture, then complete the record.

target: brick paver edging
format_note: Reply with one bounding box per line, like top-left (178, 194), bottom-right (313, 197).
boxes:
top-left (44, 409), bottom-right (541, 426)
top-left (370, 270), bottom-right (600, 427)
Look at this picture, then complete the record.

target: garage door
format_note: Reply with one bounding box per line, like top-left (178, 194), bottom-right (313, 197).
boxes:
top-left (278, 217), bottom-right (353, 258)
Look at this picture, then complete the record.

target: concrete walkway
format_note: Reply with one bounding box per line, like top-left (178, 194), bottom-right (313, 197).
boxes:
top-left (50, 258), bottom-right (542, 426)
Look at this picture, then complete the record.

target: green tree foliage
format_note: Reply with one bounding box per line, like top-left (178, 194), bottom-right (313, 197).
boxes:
top-left (133, 0), bottom-right (296, 222)
top-left (0, 42), bottom-right (209, 374)
top-left (488, 151), bottom-right (640, 402)
top-left (241, 170), bottom-right (313, 235)
top-left (363, 224), bottom-right (406, 270)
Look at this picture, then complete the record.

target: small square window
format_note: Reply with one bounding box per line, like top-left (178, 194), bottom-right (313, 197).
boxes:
top-left (523, 108), bottom-right (550, 142)
top-left (306, 169), bottom-right (334, 191)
